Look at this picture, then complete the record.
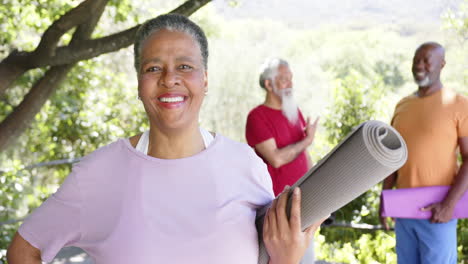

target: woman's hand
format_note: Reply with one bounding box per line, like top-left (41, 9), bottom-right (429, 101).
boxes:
top-left (263, 186), bottom-right (324, 264)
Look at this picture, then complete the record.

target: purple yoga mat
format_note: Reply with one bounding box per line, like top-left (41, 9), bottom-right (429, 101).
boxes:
top-left (381, 186), bottom-right (468, 219)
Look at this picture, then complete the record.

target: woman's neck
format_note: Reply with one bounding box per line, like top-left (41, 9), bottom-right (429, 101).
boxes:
top-left (147, 123), bottom-right (205, 159)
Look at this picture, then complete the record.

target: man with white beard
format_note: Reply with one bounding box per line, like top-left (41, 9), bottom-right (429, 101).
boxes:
top-left (246, 58), bottom-right (318, 264)
top-left (379, 42), bottom-right (468, 264)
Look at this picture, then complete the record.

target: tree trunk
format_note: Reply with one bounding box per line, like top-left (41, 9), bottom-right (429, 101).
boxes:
top-left (0, 65), bottom-right (74, 150)
top-left (0, 0), bottom-right (109, 150)
top-left (0, 55), bottom-right (28, 96)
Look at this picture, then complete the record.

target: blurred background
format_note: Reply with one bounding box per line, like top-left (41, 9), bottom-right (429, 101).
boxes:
top-left (0, 0), bottom-right (467, 263)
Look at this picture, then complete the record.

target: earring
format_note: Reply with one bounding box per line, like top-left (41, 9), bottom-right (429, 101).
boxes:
top-left (204, 91), bottom-right (208, 96)
top-left (137, 95), bottom-right (141, 100)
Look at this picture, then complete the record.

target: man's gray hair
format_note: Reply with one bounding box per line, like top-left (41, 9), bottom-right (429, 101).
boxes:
top-left (258, 58), bottom-right (289, 90)
top-left (133, 14), bottom-right (209, 72)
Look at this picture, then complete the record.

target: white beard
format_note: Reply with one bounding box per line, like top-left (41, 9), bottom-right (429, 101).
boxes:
top-left (415, 75), bottom-right (431, 87)
top-left (275, 87), bottom-right (299, 124)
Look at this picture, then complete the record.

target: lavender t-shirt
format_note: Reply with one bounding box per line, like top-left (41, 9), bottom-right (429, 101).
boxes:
top-left (19, 134), bottom-right (274, 263)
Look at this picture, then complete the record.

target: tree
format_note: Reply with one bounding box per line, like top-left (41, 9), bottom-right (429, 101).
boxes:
top-left (0, 0), bottom-right (211, 151)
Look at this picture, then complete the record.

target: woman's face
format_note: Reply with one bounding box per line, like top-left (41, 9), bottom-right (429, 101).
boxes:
top-left (138, 29), bottom-right (208, 131)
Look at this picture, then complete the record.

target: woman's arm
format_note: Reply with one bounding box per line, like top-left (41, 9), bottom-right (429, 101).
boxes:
top-left (263, 186), bottom-right (324, 264)
top-left (7, 232), bottom-right (42, 264)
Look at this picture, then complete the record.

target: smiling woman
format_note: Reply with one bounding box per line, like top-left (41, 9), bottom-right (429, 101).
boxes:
top-left (6, 14), bottom-right (323, 264)
top-left (138, 29), bottom-right (208, 139)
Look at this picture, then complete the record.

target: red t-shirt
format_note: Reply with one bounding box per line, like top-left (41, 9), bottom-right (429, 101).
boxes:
top-left (245, 105), bottom-right (309, 195)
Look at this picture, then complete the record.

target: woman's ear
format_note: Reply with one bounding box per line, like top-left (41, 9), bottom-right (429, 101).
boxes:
top-left (204, 70), bottom-right (208, 88)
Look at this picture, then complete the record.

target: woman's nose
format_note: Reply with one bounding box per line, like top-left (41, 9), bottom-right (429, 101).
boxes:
top-left (161, 70), bottom-right (180, 88)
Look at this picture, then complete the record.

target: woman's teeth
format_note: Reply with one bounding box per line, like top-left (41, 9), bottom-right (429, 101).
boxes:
top-left (159, 96), bottom-right (184, 103)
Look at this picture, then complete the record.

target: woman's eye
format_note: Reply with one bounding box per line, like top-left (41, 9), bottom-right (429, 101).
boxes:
top-left (179, 65), bottom-right (193, 70)
top-left (146, 66), bottom-right (161, 72)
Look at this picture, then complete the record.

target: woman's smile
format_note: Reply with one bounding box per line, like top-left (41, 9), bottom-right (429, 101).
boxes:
top-left (157, 93), bottom-right (188, 109)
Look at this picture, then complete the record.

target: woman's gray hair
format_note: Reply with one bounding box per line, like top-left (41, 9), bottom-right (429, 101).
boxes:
top-left (133, 14), bottom-right (209, 72)
top-left (258, 58), bottom-right (289, 90)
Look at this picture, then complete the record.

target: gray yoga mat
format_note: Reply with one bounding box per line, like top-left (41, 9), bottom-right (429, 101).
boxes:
top-left (256, 120), bottom-right (408, 264)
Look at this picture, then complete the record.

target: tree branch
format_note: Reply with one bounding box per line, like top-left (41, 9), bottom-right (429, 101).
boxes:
top-left (41, 0), bottom-right (213, 66)
top-left (70, 0), bottom-right (109, 44)
top-left (0, 52), bottom-right (28, 96)
top-left (1, 0), bottom-right (212, 69)
top-left (0, 0), bottom-right (109, 151)
top-left (0, 0), bottom-right (109, 96)
top-left (34, 0), bottom-right (104, 59)
top-left (47, 26), bottom-right (140, 66)
top-left (171, 0), bottom-right (212, 15)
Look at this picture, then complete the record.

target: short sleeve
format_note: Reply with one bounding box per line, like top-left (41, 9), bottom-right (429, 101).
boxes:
top-left (246, 148), bottom-right (275, 206)
top-left (246, 109), bottom-right (275, 147)
top-left (18, 164), bottom-right (83, 262)
top-left (390, 98), bottom-right (406, 127)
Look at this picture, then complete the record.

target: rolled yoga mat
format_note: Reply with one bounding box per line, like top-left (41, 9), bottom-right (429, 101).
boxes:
top-left (381, 186), bottom-right (468, 219)
top-left (256, 120), bottom-right (408, 264)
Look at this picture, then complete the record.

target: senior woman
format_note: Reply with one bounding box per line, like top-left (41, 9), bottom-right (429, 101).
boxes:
top-left (7, 14), bottom-right (321, 264)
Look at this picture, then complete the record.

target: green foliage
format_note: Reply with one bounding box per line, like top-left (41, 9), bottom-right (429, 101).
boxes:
top-left (459, 219), bottom-right (468, 260)
top-left (441, 0), bottom-right (468, 94)
top-left (108, 0), bottom-right (136, 23)
top-left (374, 56), bottom-right (405, 88)
top-left (317, 230), bottom-right (396, 264)
top-left (0, 221), bottom-right (20, 261)
top-left (0, 161), bottom-right (35, 260)
top-left (442, 0), bottom-right (468, 42)
top-left (0, 161), bottom-right (32, 220)
top-left (0, 0), bottom-right (78, 53)
top-left (323, 69), bottom-right (388, 147)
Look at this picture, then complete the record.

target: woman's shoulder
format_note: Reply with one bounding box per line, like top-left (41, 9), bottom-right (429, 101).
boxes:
top-left (214, 135), bottom-right (259, 160)
top-left (77, 138), bottom-right (130, 168)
